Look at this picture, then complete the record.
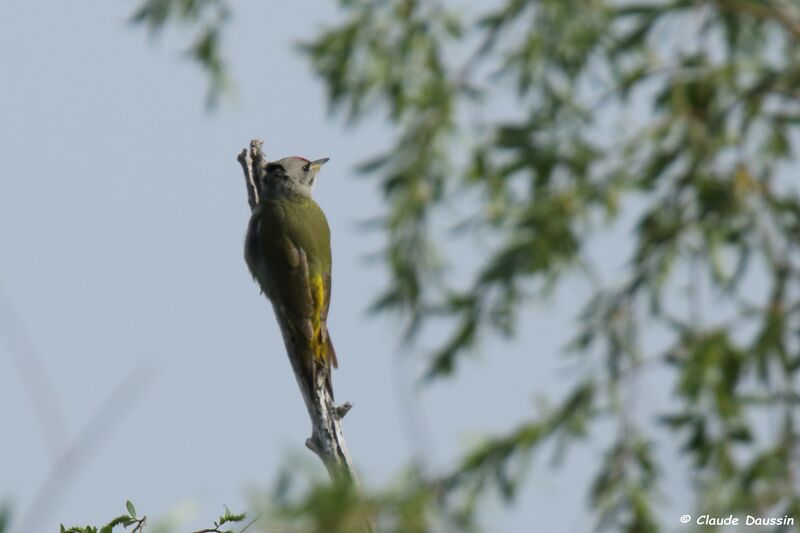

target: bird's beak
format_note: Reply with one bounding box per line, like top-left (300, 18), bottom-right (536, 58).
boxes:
top-left (310, 158), bottom-right (330, 169)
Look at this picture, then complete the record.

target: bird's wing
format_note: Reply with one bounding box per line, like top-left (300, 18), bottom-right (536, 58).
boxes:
top-left (321, 270), bottom-right (337, 368)
top-left (258, 199), bottom-right (335, 371)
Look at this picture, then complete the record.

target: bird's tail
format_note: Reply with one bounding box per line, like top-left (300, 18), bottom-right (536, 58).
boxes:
top-left (326, 334), bottom-right (338, 369)
top-left (310, 325), bottom-right (337, 399)
top-left (278, 318), bottom-right (337, 403)
top-left (319, 334), bottom-right (337, 399)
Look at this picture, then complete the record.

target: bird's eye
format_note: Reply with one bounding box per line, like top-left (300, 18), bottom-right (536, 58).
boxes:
top-left (302, 164), bottom-right (310, 172)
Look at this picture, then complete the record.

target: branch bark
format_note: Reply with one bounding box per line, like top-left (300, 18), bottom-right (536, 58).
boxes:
top-left (236, 140), bottom-right (363, 488)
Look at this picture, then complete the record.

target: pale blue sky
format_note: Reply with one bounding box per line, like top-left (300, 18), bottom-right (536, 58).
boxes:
top-left (0, 2), bottom-right (713, 532)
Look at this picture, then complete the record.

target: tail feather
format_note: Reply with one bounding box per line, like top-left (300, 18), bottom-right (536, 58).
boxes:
top-left (323, 335), bottom-right (336, 400)
top-left (327, 334), bottom-right (338, 369)
top-left (275, 309), bottom-right (337, 403)
top-left (310, 328), bottom-right (336, 399)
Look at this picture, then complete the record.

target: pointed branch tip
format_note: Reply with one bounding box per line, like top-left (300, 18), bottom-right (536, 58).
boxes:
top-left (335, 402), bottom-right (354, 419)
top-left (305, 437), bottom-right (320, 455)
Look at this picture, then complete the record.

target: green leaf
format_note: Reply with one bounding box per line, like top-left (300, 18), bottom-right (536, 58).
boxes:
top-left (218, 505), bottom-right (246, 525)
top-left (125, 501), bottom-right (136, 519)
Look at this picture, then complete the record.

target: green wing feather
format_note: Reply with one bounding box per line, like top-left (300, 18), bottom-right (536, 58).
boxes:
top-left (245, 195), bottom-right (336, 395)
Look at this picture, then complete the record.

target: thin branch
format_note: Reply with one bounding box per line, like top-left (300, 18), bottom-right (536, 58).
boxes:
top-left (131, 516), bottom-right (147, 533)
top-left (0, 284), bottom-right (69, 459)
top-left (239, 511), bottom-right (263, 532)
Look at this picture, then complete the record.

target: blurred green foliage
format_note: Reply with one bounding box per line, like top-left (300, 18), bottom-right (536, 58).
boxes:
top-left (60, 500), bottom-right (146, 533)
top-left (131, 0), bottom-right (231, 107)
top-left (0, 503), bottom-right (10, 533)
top-left (58, 502), bottom-right (246, 533)
top-left (129, 0), bottom-right (800, 531)
top-left (258, 467), bottom-right (475, 533)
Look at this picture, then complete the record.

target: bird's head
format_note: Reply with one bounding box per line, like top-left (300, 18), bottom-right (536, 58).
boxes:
top-left (264, 156), bottom-right (329, 197)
